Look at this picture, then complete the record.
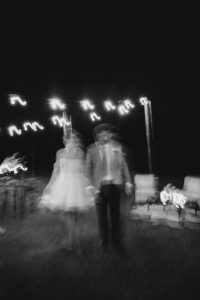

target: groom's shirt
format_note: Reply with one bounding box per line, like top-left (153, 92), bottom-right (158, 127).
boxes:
top-left (99, 142), bottom-right (124, 184)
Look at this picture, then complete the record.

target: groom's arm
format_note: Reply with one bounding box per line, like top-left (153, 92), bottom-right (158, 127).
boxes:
top-left (122, 155), bottom-right (133, 195)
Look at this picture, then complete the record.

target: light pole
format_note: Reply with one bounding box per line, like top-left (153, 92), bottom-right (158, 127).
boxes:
top-left (48, 97), bottom-right (71, 138)
top-left (140, 97), bottom-right (153, 174)
top-left (62, 111), bottom-right (72, 138)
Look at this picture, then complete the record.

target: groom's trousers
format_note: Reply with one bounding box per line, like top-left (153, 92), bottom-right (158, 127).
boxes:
top-left (95, 183), bottom-right (122, 246)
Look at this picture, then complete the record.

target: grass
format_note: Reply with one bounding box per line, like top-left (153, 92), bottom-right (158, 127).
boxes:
top-left (1, 196), bottom-right (200, 300)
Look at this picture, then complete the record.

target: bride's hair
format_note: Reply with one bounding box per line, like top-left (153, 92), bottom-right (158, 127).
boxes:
top-left (63, 129), bottom-right (84, 149)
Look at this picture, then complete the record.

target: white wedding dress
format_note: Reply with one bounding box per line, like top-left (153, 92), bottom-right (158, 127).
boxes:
top-left (39, 147), bottom-right (93, 212)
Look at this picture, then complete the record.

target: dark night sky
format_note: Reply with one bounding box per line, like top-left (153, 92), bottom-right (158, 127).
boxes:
top-left (0, 11), bottom-right (200, 177)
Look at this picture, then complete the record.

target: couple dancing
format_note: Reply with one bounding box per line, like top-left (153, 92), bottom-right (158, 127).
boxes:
top-left (39, 123), bottom-right (133, 254)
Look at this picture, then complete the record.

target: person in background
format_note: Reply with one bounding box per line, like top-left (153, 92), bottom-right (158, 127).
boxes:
top-left (86, 124), bottom-right (133, 253)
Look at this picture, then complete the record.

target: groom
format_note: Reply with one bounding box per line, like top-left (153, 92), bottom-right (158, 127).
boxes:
top-left (86, 124), bottom-right (133, 252)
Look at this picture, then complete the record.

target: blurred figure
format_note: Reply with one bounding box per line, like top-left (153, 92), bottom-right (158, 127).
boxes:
top-left (39, 130), bottom-right (93, 254)
top-left (86, 124), bottom-right (133, 252)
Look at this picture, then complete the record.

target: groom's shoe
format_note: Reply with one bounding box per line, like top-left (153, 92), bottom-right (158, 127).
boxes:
top-left (112, 241), bottom-right (127, 255)
top-left (0, 227), bottom-right (6, 235)
top-left (97, 240), bottom-right (109, 253)
top-left (60, 239), bottom-right (73, 252)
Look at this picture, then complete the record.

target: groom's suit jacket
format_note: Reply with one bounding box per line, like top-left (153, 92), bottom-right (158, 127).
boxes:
top-left (85, 142), bottom-right (131, 190)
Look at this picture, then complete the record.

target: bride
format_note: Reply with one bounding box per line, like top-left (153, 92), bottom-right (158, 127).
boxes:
top-left (39, 130), bottom-right (93, 254)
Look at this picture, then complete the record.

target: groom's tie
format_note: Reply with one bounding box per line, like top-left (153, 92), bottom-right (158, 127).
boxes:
top-left (103, 144), bottom-right (113, 180)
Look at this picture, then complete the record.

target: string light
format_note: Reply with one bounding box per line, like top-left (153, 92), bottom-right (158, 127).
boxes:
top-left (49, 98), bottom-right (66, 110)
top-left (172, 191), bottom-right (187, 209)
top-left (51, 115), bottom-right (71, 127)
top-left (160, 190), bottom-right (171, 206)
top-left (0, 153), bottom-right (27, 175)
top-left (117, 105), bottom-right (129, 116)
top-left (8, 125), bottom-right (22, 136)
top-left (9, 95), bottom-right (27, 106)
top-left (139, 97), bottom-right (149, 106)
top-left (160, 184), bottom-right (187, 209)
top-left (123, 99), bottom-right (135, 109)
top-left (90, 112), bottom-right (101, 122)
top-left (23, 121), bottom-right (44, 132)
top-left (80, 99), bottom-right (95, 111)
top-left (104, 100), bottom-right (116, 111)
top-left (3, 96), bottom-right (137, 138)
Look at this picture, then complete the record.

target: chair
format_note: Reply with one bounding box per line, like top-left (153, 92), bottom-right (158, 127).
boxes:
top-left (182, 176), bottom-right (200, 215)
top-left (0, 177), bottom-right (44, 220)
top-left (134, 174), bottom-right (159, 210)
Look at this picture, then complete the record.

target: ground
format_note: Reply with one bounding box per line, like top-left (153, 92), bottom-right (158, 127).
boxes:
top-left (1, 196), bottom-right (200, 300)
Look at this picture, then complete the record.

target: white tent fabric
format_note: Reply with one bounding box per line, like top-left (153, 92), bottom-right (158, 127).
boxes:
top-left (134, 174), bottom-right (158, 203)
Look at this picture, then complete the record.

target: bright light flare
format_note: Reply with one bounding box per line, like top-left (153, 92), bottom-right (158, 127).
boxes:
top-left (160, 184), bottom-right (187, 209)
top-left (23, 121), bottom-right (44, 132)
top-left (117, 105), bottom-right (129, 116)
top-left (90, 112), bottom-right (101, 122)
top-left (80, 99), bottom-right (95, 111)
top-left (51, 115), bottom-right (71, 127)
top-left (160, 190), bottom-right (171, 206)
top-left (0, 153), bottom-right (28, 175)
top-left (172, 191), bottom-right (187, 209)
top-left (139, 97), bottom-right (149, 106)
top-left (104, 100), bottom-right (116, 111)
top-left (9, 95), bottom-right (27, 106)
top-left (8, 125), bottom-right (22, 137)
top-left (123, 99), bottom-right (135, 109)
top-left (49, 98), bottom-right (66, 110)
